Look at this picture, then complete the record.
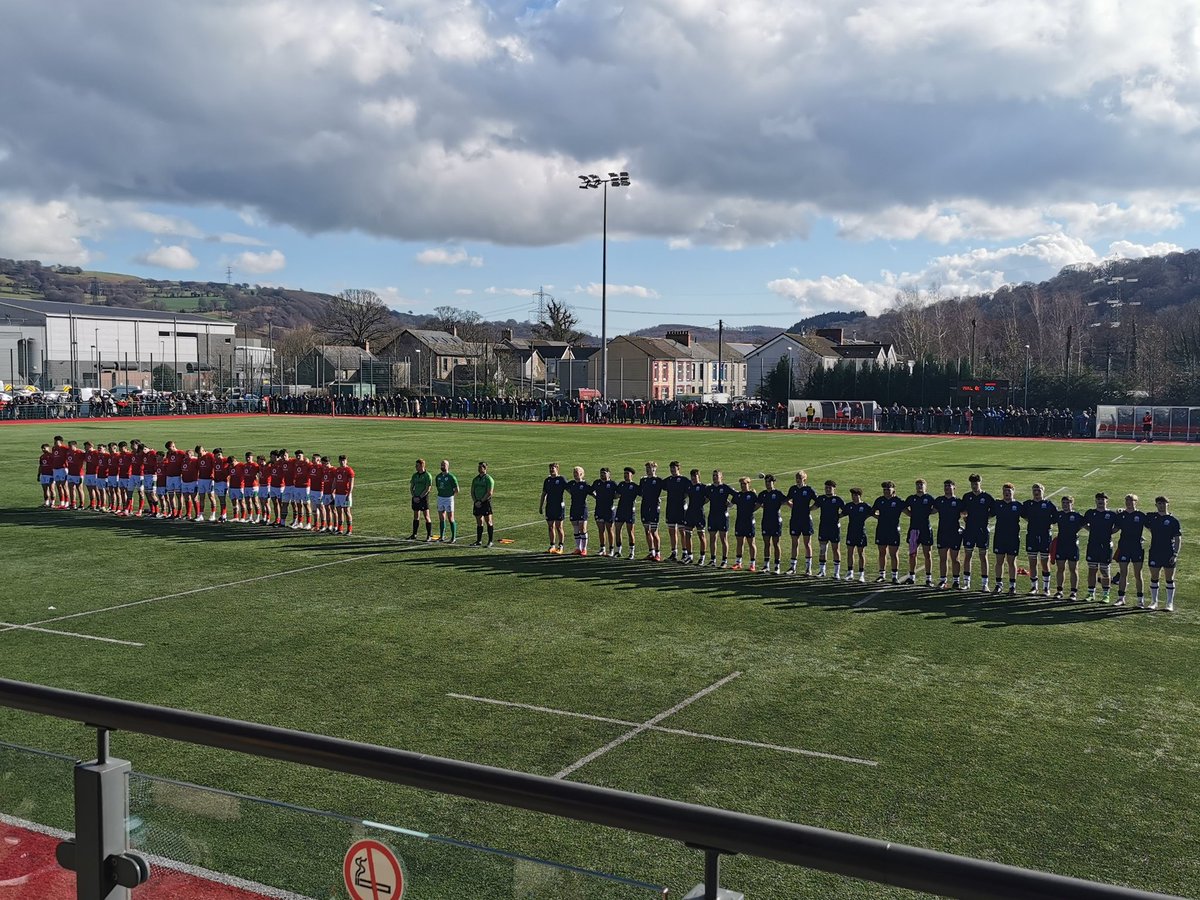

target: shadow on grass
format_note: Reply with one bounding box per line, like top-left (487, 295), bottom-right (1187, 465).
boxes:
top-left (388, 543), bottom-right (1146, 628)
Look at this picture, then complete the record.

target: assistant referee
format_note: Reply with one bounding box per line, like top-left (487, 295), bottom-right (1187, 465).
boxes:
top-left (472, 461), bottom-right (495, 547)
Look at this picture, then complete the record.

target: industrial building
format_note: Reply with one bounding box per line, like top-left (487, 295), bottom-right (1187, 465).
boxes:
top-left (0, 298), bottom-right (272, 391)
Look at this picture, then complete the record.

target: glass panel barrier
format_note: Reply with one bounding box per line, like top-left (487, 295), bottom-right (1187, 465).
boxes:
top-left (127, 772), bottom-right (667, 900)
top-left (0, 742), bottom-right (77, 899)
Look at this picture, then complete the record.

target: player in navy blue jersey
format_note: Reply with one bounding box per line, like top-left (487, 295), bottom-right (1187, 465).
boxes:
top-left (1082, 492), bottom-right (1118, 602)
top-left (903, 479), bottom-right (935, 586)
top-left (591, 467), bottom-right (617, 557)
top-left (706, 470), bottom-right (736, 568)
top-left (872, 481), bottom-right (905, 584)
top-left (991, 483), bottom-right (1023, 595)
top-left (758, 475), bottom-right (788, 574)
top-left (786, 470), bottom-right (818, 575)
top-left (1147, 496), bottom-right (1182, 611)
top-left (1114, 493), bottom-right (1149, 607)
top-left (1053, 495), bottom-right (1086, 600)
top-left (683, 469), bottom-right (709, 565)
top-left (842, 488), bottom-right (873, 583)
top-left (814, 480), bottom-right (845, 578)
top-left (566, 466), bottom-right (594, 556)
top-left (931, 479), bottom-right (966, 590)
top-left (1021, 483), bottom-right (1059, 595)
top-left (962, 474), bottom-right (994, 591)
top-left (539, 462), bottom-right (569, 554)
top-left (732, 476), bottom-right (760, 571)
top-left (639, 461), bottom-right (664, 562)
top-left (613, 467), bottom-right (641, 559)
top-left (662, 461), bottom-right (691, 562)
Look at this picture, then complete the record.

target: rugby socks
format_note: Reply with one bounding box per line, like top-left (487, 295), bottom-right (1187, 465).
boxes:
top-left (449, 521), bottom-right (457, 543)
top-left (1042, 573), bottom-right (1051, 593)
top-left (818, 557), bottom-right (827, 577)
top-left (487, 524), bottom-right (494, 544)
top-left (411, 517), bottom-right (419, 539)
top-left (1151, 580), bottom-right (1159, 604)
top-left (1166, 581), bottom-right (1176, 604)
top-left (833, 562), bottom-right (841, 579)
top-left (477, 525), bottom-right (484, 544)
top-left (439, 521), bottom-right (445, 541)
top-left (805, 556), bottom-right (813, 575)
top-left (425, 521), bottom-right (432, 538)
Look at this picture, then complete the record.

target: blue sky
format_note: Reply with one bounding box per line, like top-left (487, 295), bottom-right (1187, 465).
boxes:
top-left (2, 1), bottom-right (1198, 337)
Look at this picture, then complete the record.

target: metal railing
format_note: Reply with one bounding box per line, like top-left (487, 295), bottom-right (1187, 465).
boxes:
top-left (0, 678), bottom-right (1183, 900)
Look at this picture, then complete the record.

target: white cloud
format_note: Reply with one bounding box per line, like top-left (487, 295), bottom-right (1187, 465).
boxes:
top-left (232, 249), bottom-right (286, 274)
top-left (209, 232), bottom-right (267, 246)
top-left (454, 288), bottom-right (474, 295)
top-left (416, 246), bottom-right (483, 267)
top-left (123, 210), bottom-right (203, 238)
top-left (484, 286), bottom-right (533, 296)
top-left (768, 274), bottom-right (898, 316)
top-left (1105, 239), bottom-right (1184, 259)
top-left (137, 243), bottom-right (198, 270)
top-left (581, 283), bottom-right (660, 299)
top-left (0, 196), bottom-right (97, 265)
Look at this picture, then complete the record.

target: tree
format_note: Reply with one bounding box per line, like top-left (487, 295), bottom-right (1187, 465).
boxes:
top-left (532, 298), bottom-right (583, 344)
top-left (757, 357), bottom-right (796, 404)
top-left (151, 364), bottom-right (179, 392)
top-left (275, 325), bottom-right (323, 384)
top-left (321, 289), bottom-right (391, 349)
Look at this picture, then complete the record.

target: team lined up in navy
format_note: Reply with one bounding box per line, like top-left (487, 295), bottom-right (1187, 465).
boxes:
top-left (538, 465), bottom-right (1181, 610)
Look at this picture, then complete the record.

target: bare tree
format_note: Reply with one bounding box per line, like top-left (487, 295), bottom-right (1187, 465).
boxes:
top-left (533, 298), bottom-right (583, 344)
top-left (321, 289), bottom-right (391, 349)
top-left (275, 325), bottom-right (323, 384)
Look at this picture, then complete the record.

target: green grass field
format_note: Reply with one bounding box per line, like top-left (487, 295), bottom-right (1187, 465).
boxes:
top-left (0, 417), bottom-right (1197, 898)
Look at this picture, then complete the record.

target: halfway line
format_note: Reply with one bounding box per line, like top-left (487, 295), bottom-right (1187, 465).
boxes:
top-left (555, 672), bottom-right (742, 779)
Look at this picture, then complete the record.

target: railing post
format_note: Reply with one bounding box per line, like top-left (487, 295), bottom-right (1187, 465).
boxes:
top-left (55, 727), bottom-right (150, 900)
top-left (683, 846), bottom-right (744, 900)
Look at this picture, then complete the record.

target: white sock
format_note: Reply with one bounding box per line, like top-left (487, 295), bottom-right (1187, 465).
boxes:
top-left (1167, 581), bottom-right (1176, 603)
top-left (1151, 581), bottom-right (1159, 602)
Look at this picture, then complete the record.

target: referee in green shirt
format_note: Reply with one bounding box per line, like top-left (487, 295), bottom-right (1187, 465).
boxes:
top-left (409, 458), bottom-right (433, 540)
top-left (472, 461), bottom-right (496, 546)
top-left (435, 458), bottom-right (460, 543)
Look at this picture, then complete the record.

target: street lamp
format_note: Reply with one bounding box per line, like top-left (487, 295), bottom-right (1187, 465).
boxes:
top-left (415, 349), bottom-right (422, 395)
top-left (785, 346), bottom-right (795, 416)
top-left (1024, 344), bottom-right (1031, 408)
top-left (577, 170), bottom-right (631, 401)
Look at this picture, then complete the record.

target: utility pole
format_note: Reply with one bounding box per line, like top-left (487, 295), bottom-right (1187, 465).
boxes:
top-left (1064, 325), bottom-right (1072, 376)
top-left (531, 286), bottom-right (551, 323)
top-left (717, 319), bottom-right (725, 393)
top-left (226, 265), bottom-right (234, 285)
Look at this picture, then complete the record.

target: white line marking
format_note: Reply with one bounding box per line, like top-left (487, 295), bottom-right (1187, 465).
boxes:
top-left (554, 672), bottom-right (742, 779)
top-left (1083, 468), bottom-right (1101, 478)
top-left (804, 438), bottom-right (964, 473)
top-left (853, 589), bottom-right (890, 608)
top-left (450, 689), bottom-right (877, 768)
top-left (0, 554), bottom-right (382, 635)
top-left (0, 622), bottom-right (144, 647)
top-left (496, 519), bottom-right (544, 532)
top-left (1111, 455), bottom-right (1124, 462)
top-left (1045, 486), bottom-right (1068, 498)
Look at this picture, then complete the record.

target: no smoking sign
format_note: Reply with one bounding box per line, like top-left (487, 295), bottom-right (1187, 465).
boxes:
top-left (344, 839), bottom-right (405, 900)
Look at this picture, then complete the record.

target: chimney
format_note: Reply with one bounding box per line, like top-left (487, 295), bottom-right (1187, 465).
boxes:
top-left (451, 324), bottom-right (458, 338)
top-left (665, 329), bottom-right (692, 346)
top-left (502, 328), bottom-right (514, 341)
top-left (363, 340), bottom-right (371, 354)
top-left (815, 327), bottom-right (844, 344)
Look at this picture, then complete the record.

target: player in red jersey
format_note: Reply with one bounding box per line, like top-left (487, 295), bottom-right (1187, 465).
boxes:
top-left (66, 440), bottom-right (86, 509)
top-left (228, 453), bottom-right (246, 522)
top-left (287, 450), bottom-right (307, 529)
top-left (163, 441), bottom-right (183, 518)
top-left (83, 441), bottom-right (100, 509)
top-left (269, 450), bottom-right (288, 526)
top-left (180, 448), bottom-right (200, 520)
top-left (140, 445), bottom-right (159, 517)
top-left (37, 443), bottom-right (54, 506)
top-left (332, 454), bottom-right (355, 535)
top-left (115, 442), bottom-right (135, 516)
top-left (195, 445), bottom-right (216, 522)
top-left (104, 442), bottom-right (121, 511)
top-left (306, 454), bottom-right (323, 531)
top-left (50, 436), bottom-right (70, 508)
top-left (95, 445), bottom-right (110, 510)
top-left (212, 449), bottom-right (231, 522)
top-left (153, 452), bottom-right (169, 517)
top-left (250, 454), bottom-right (266, 523)
top-left (318, 456), bottom-right (337, 532)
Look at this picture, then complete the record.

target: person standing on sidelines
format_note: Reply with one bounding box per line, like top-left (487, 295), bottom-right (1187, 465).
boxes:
top-left (435, 459), bottom-right (459, 543)
top-left (613, 466), bottom-right (640, 558)
top-left (872, 481), bottom-right (905, 584)
top-left (662, 461), bottom-right (690, 562)
top-left (842, 488), bottom-right (872, 583)
top-left (540, 462), bottom-right (568, 554)
top-left (409, 458), bottom-right (433, 540)
top-left (1147, 496), bottom-right (1181, 611)
top-left (471, 461), bottom-right (495, 547)
top-left (333, 454), bottom-right (355, 535)
top-left (731, 476), bottom-right (760, 571)
top-left (1113, 493), bottom-right (1148, 607)
top-left (961, 474), bottom-right (994, 591)
top-left (566, 466), bottom-right (594, 555)
top-left (1053, 495), bottom-right (1086, 600)
top-left (591, 467), bottom-right (617, 556)
top-left (683, 469), bottom-right (709, 565)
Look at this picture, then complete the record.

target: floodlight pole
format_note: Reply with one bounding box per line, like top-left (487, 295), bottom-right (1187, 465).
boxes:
top-left (578, 171), bottom-right (631, 401)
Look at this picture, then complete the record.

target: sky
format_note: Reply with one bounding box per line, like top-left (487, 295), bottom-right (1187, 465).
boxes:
top-left (1, 0), bottom-right (1199, 336)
